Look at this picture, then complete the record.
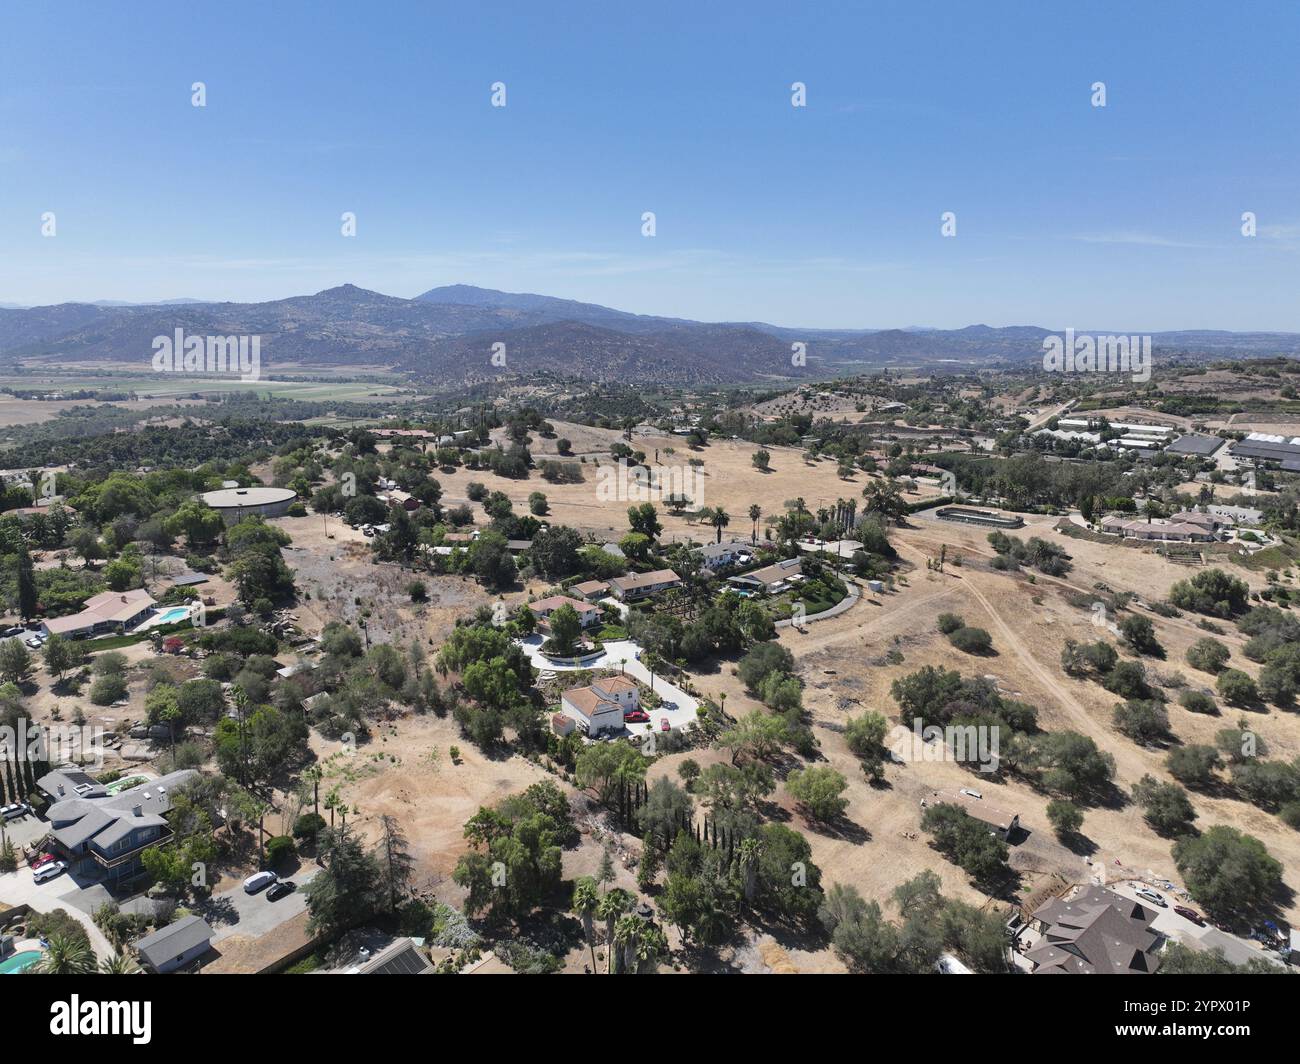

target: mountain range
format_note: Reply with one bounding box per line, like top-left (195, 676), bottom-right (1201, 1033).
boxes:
top-left (3, 284), bottom-right (1299, 385)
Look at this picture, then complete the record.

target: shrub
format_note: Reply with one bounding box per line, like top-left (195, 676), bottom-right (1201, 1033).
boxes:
top-left (293, 813), bottom-right (326, 842)
top-left (265, 835), bottom-right (297, 866)
top-left (89, 672), bottom-right (129, 706)
top-left (936, 613), bottom-right (965, 635)
top-left (1166, 745), bottom-right (1221, 789)
top-left (1131, 775), bottom-right (1196, 837)
top-left (1216, 669), bottom-right (1258, 706)
top-left (1119, 615), bottom-right (1161, 656)
top-left (948, 627), bottom-right (993, 655)
top-left (1178, 689), bottom-right (1218, 715)
top-left (786, 765), bottom-right (849, 822)
top-left (1186, 638), bottom-right (1230, 674)
top-left (1112, 700), bottom-right (1170, 744)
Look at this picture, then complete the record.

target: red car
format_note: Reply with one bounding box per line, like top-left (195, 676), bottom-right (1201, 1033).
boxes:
top-left (28, 852), bottom-right (56, 870)
top-left (623, 709), bottom-right (649, 723)
top-left (1173, 905), bottom-right (1204, 925)
top-left (660, 717), bottom-right (671, 732)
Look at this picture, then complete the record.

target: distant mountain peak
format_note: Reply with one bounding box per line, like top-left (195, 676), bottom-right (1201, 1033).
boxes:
top-left (316, 283), bottom-right (379, 299)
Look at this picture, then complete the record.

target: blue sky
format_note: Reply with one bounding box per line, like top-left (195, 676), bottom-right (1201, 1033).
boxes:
top-left (2, 0), bottom-right (1299, 329)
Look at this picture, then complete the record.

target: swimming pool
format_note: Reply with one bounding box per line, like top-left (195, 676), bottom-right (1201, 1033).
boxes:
top-left (154, 607), bottom-right (192, 625)
top-left (0, 950), bottom-right (43, 974)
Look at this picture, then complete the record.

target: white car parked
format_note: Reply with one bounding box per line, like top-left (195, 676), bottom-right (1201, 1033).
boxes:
top-left (33, 861), bottom-right (67, 884)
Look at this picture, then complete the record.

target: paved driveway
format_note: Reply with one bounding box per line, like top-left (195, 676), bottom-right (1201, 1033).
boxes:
top-left (0, 863), bottom-right (116, 959)
top-left (518, 635), bottom-right (700, 733)
top-left (199, 866), bottom-right (319, 943)
top-left (1108, 880), bottom-right (1288, 969)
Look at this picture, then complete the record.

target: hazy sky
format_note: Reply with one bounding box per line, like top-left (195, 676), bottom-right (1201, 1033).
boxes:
top-left (2, 1), bottom-right (1298, 330)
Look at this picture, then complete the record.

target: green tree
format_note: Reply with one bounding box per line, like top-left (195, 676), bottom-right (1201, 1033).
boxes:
top-left (1173, 825), bottom-right (1283, 924)
top-left (1046, 798), bottom-right (1084, 839)
top-left (1131, 775), bottom-right (1196, 837)
top-left (545, 603), bottom-right (583, 657)
top-left (786, 765), bottom-right (849, 822)
top-left (572, 876), bottom-right (600, 972)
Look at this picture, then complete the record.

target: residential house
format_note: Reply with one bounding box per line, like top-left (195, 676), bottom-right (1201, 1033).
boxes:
top-left (1169, 510), bottom-right (1226, 532)
top-left (728, 557), bottom-right (802, 594)
top-left (528, 595), bottom-right (602, 629)
top-left (37, 768), bottom-right (199, 885)
top-left (560, 675), bottom-right (639, 736)
top-left (1099, 516), bottom-right (1217, 543)
top-left (797, 538), bottom-right (863, 559)
top-left (1024, 885), bottom-right (1163, 974)
top-left (607, 569), bottom-right (682, 602)
top-left (132, 915), bottom-right (215, 973)
top-left (41, 588), bottom-right (157, 639)
top-left (694, 539), bottom-right (753, 572)
top-left (1206, 504), bottom-right (1263, 526)
top-left (570, 580), bottom-right (610, 602)
top-left (342, 938), bottom-right (436, 975)
top-left (922, 790), bottom-right (1020, 839)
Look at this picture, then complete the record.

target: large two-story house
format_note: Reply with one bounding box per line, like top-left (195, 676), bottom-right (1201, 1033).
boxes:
top-left (36, 768), bottom-right (199, 886)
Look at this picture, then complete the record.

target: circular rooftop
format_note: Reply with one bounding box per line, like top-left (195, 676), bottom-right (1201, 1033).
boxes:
top-left (200, 486), bottom-right (297, 509)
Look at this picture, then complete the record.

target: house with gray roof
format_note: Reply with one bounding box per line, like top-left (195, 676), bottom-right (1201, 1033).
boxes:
top-left (132, 915), bottom-right (215, 973)
top-left (36, 768), bottom-right (199, 885)
top-left (1025, 885), bottom-right (1162, 974)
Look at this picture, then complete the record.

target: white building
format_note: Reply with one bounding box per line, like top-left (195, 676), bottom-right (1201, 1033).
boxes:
top-left (560, 675), bottom-right (639, 736)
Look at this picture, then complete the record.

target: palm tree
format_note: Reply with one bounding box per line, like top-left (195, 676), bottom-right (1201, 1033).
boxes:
top-left (99, 950), bottom-right (139, 975)
top-left (708, 507), bottom-right (731, 544)
top-left (35, 932), bottom-right (96, 974)
top-left (323, 788), bottom-right (343, 830)
top-left (613, 913), bottom-right (645, 974)
top-left (572, 877), bottom-right (600, 973)
top-left (635, 924), bottom-right (668, 973)
top-left (748, 504), bottom-right (761, 544)
top-left (596, 892), bottom-right (627, 973)
top-left (304, 765), bottom-right (322, 816)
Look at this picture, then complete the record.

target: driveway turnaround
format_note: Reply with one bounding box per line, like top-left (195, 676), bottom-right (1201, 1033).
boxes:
top-left (517, 635), bottom-right (700, 733)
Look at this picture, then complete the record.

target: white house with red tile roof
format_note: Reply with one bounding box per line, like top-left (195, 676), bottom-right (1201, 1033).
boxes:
top-left (527, 595), bottom-right (602, 629)
top-left (560, 675), bottom-right (640, 736)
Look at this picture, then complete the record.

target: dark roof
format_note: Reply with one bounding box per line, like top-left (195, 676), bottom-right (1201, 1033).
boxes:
top-left (356, 938), bottom-right (435, 974)
top-left (1027, 885), bottom-right (1161, 975)
top-left (170, 571), bottom-right (210, 586)
top-left (1165, 433), bottom-right (1224, 456)
top-left (133, 915), bottom-right (214, 968)
top-left (1231, 438), bottom-right (1300, 464)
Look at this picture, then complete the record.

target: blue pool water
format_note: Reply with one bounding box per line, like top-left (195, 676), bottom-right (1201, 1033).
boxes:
top-left (154, 607), bottom-right (191, 624)
top-left (0, 950), bottom-right (42, 974)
